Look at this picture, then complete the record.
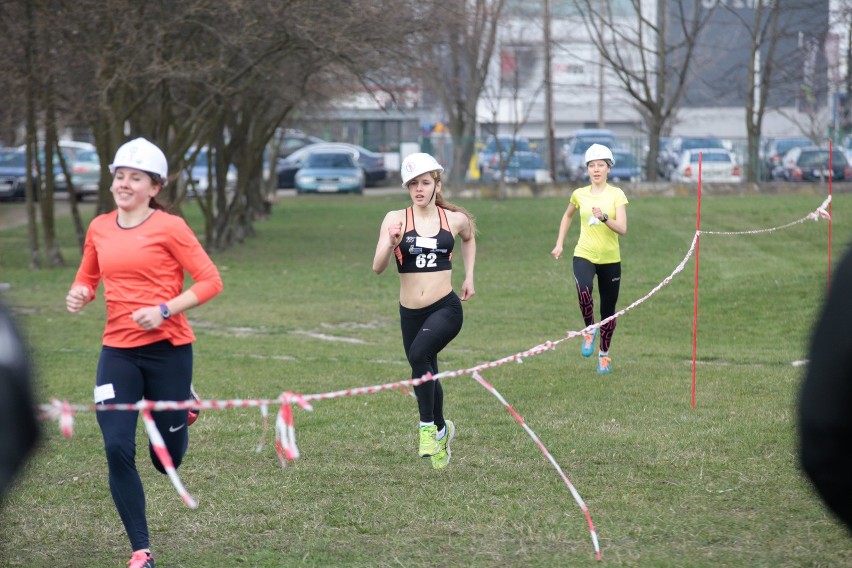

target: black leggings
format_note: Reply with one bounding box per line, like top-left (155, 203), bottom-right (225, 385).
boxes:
top-left (573, 257), bottom-right (621, 353)
top-left (399, 291), bottom-right (463, 430)
top-left (95, 340), bottom-right (193, 552)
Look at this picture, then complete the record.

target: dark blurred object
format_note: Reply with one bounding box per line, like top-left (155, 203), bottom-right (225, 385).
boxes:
top-left (799, 246), bottom-right (852, 532)
top-left (0, 301), bottom-right (40, 500)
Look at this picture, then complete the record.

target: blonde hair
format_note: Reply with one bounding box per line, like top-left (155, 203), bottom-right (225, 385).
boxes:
top-left (432, 171), bottom-right (477, 235)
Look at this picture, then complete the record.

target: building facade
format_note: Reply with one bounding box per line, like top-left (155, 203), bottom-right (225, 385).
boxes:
top-left (481, 0), bottom-right (833, 142)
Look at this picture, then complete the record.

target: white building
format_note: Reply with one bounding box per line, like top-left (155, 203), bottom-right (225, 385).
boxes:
top-left (479, 0), bottom-right (835, 143)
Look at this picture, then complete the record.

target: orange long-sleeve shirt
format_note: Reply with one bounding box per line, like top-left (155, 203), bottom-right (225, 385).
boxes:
top-left (72, 209), bottom-right (223, 348)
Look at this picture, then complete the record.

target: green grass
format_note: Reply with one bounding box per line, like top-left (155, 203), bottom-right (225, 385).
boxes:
top-left (1, 191), bottom-right (851, 567)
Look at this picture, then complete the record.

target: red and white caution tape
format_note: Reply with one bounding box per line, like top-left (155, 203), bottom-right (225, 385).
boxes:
top-left (275, 393), bottom-right (300, 466)
top-left (701, 195), bottom-right (831, 235)
top-left (38, 399), bottom-right (75, 438)
top-left (472, 372), bottom-right (601, 560)
top-left (141, 408), bottom-right (197, 509)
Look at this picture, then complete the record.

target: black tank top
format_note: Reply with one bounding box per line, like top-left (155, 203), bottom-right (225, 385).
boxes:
top-left (394, 206), bottom-right (454, 273)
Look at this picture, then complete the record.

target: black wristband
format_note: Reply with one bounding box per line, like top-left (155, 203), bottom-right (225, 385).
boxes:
top-left (601, 213), bottom-right (609, 223)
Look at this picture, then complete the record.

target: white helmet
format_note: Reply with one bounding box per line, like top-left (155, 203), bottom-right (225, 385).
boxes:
top-left (400, 152), bottom-right (444, 187)
top-left (584, 143), bottom-right (615, 167)
top-left (109, 138), bottom-right (169, 182)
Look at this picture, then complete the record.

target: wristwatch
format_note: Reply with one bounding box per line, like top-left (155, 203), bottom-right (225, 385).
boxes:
top-left (601, 213), bottom-right (609, 223)
top-left (159, 303), bottom-right (171, 319)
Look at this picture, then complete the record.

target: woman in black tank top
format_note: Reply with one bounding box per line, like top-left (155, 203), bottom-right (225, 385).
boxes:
top-left (372, 153), bottom-right (477, 470)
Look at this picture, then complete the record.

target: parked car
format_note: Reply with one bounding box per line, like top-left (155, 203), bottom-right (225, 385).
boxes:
top-left (581, 148), bottom-right (642, 183)
top-left (184, 147), bottom-right (237, 196)
top-left (294, 151), bottom-right (365, 194)
top-left (277, 142), bottom-right (387, 188)
top-left (0, 149), bottom-right (73, 200)
top-left (669, 148), bottom-right (742, 183)
top-left (57, 140), bottom-right (96, 161)
top-left (772, 146), bottom-right (852, 182)
top-left (18, 140), bottom-right (95, 162)
top-left (658, 136), bottom-right (728, 180)
top-left (477, 135), bottom-right (532, 179)
top-left (0, 149), bottom-right (30, 201)
top-left (278, 130), bottom-right (326, 158)
top-left (489, 151), bottom-right (546, 183)
top-left (560, 129), bottom-right (618, 181)
top-left (68, 149), bottom-right (101, 199)
top-left (761, 137), bottom-right (812, 178)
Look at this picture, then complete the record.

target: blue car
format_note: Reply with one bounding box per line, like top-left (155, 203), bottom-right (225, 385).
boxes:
top-left (490, 151), bottom-right (546, 183)
top-left (294, 151), bottom-right (365, 194)
top-left (278, 142), bottom-right (387, 189)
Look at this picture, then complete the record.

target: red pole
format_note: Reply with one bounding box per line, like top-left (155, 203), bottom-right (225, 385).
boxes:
top-left (828, 140), bottom-right (833, 290)
top-left (691, 153), bottom-right (702, 408)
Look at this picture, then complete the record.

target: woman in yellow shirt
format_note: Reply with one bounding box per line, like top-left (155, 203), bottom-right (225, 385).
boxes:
top-left (551, 144), bottom-right (628, 374)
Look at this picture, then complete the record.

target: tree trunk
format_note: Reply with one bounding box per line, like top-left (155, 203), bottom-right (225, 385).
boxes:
top-left (41, 79), bottom-right (65, 268)
top-left (54, 137), bottom-right (86, 246)
top-left (24, 0), bottom-right (40, 270)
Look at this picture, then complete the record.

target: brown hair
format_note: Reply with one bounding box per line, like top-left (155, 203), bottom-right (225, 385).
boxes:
top-left (148, 173), bottom-right (166, 210)
top-left (432, 171), bottom-right (477, 235)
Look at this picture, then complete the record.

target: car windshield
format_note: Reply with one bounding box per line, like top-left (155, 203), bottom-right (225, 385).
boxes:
top-left (573, 138), bottom-right (616, 154)
top-left (510, 154), bottom-right (543, 168)
top-left (306, 152), bottom-right (355, 168)
top-left (76, 150), bottom-right (100, 163)
top-left (775, 139), bottom-right (811, 154)
top-left (614, 153), bottom-right (636, 167)
top-left (0, 152), bottom-right (27, 167)
top-left (487, 138), bottom-right (530, 152)
top-left (683, 138), bottom-right (725, 150)
top-left (799, 150), bottom-right (846, 167)
top-left (690, 152), bottom-right (730, 163)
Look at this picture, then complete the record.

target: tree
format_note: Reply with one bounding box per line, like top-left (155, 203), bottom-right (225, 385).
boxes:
top-left (479, 25), bottom-right (546, 198)
top-left (706, 1), bottom-right (826, 182)
top-left (715, 1), bottom-right (783, 182)
top-left (574, 0), bottom-right (717, 181)
top-left (1, 0), bottom-right (422, 259)
top-left (411, 0), bottom-right (508, 184)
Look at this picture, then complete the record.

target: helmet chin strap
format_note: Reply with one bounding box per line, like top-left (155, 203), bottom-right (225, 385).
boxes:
top-left (428, 186), bottom-right (437, 205)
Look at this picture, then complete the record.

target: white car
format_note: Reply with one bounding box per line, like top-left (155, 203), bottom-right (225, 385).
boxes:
top-left (670, 148), bottom-right (742, 183)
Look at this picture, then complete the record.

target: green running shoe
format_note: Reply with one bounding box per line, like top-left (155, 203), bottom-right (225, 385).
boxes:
top-left (418, 424), bottom-right (439, 457)
top-left (431, 420), bottom-right (456, 469)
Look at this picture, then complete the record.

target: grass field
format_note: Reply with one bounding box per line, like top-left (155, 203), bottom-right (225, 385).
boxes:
top-left (1, 190), bottom-right (851, 567)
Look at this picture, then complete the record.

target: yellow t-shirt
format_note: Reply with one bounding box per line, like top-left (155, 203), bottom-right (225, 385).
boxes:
top-left (569, 184), bottom-right (629, 264)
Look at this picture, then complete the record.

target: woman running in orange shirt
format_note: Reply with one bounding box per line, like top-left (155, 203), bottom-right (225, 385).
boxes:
top-left (66, 138), bottom-right (223, 568)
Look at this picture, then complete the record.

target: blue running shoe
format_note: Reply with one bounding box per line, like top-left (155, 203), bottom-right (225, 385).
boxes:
top-left (597, 354), bottom-right (612, 374)
top-left (581, 329), bottom-right (597, 357)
